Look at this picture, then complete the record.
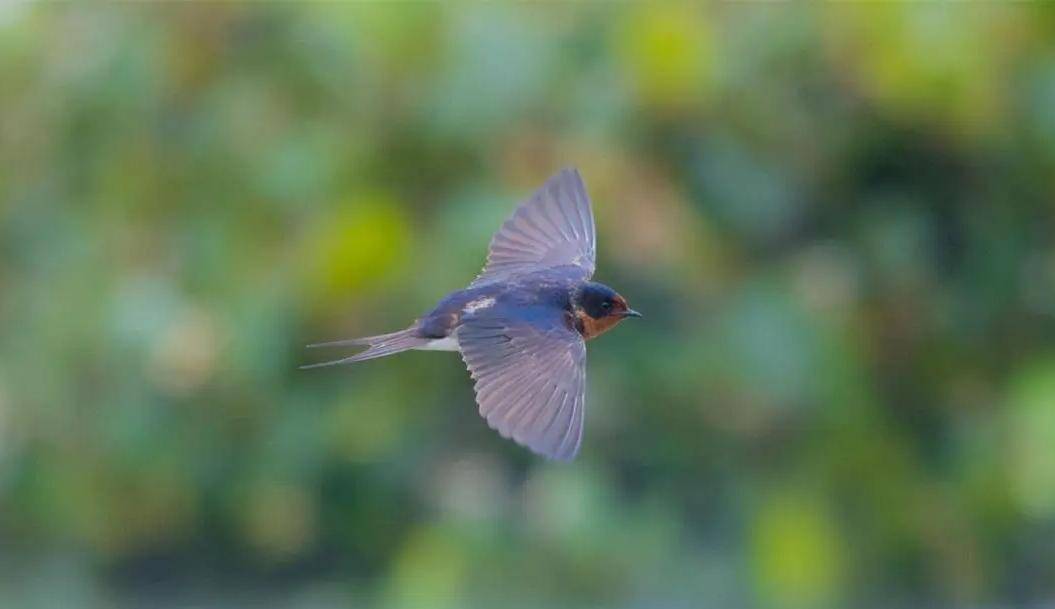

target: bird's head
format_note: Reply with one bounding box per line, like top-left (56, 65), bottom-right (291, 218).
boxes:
top-left (572, 282), bottom-right (641, 340)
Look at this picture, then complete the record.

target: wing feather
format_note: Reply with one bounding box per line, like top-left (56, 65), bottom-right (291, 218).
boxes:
top-left (458, 311), bottom-right (588, 461)
top-left (472, 168), bottom-right (596, 286)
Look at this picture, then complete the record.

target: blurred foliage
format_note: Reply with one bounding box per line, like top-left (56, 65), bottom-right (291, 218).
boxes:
top-left (2, 3), bottom-right (1055, 609)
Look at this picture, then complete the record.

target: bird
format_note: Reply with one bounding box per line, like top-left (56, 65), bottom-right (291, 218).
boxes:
top-left (303, 168), bottom-right (641, 461)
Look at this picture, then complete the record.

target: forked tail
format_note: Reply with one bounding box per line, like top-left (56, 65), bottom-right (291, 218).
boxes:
top-left (300, 328), bottom-right (426, 369)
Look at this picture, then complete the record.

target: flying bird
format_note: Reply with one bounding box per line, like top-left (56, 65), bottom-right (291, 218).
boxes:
top-left (304, 169), bottom-right (640, 461)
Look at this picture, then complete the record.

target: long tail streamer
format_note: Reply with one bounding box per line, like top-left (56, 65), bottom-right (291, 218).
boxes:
top-left (301, 329), bottom-right (425, 369)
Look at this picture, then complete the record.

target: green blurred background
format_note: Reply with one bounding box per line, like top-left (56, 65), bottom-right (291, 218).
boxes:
top-left (2, 4), bottom-right (1055, 608)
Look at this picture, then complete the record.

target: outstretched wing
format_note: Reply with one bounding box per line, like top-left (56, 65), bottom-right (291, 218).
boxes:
top-left (458, 308), bottom-right (587, 461)
top-left (473, 168), bottom-right (596, 286)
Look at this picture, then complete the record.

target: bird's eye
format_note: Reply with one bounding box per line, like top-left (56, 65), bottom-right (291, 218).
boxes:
top-left (601, 301), bottom-right (612, 310)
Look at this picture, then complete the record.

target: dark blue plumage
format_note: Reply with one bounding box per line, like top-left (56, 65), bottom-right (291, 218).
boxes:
top-left (418, 267), bottom-right (581, 339)
top-left (304, 169), bottom-right (640, 461)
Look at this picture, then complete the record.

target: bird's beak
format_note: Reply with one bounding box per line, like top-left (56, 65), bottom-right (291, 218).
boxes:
top-left (622, 308), bottom-right (643, 318)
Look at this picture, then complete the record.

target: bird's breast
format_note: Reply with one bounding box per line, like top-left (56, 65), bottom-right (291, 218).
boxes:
top-left (574, 310), bottom-right (622, 341)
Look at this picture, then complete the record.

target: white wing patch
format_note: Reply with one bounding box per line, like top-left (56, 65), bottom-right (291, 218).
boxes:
top-left (463, 297), bottom-right (496, 315)
top-left (413, 297), bottom-right (496, 353)
top-left (416, 336), bottom-right (460, 351)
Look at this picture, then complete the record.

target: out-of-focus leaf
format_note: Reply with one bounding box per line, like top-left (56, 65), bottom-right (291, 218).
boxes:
top-left (751, 490), bottom-right (845, 608)
top-left (1007, 358), bottom-right (1055, 518)
top-left (616, 4), bottom-right (713, 112)
top-left (301, 194), bottom-right (412, 304)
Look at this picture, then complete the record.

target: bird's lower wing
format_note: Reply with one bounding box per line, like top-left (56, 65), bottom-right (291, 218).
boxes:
top-left (457, 311), bottom-right (586, 461)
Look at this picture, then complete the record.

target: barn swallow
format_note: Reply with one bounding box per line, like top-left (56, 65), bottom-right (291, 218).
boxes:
top-left (304, 168), bottom-right (640, 461)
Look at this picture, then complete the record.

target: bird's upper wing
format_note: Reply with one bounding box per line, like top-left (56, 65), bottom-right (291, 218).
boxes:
top-left (458, 306), bottom-right (587, 461)
top-left (472, 168), bottom-right (596, 286)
